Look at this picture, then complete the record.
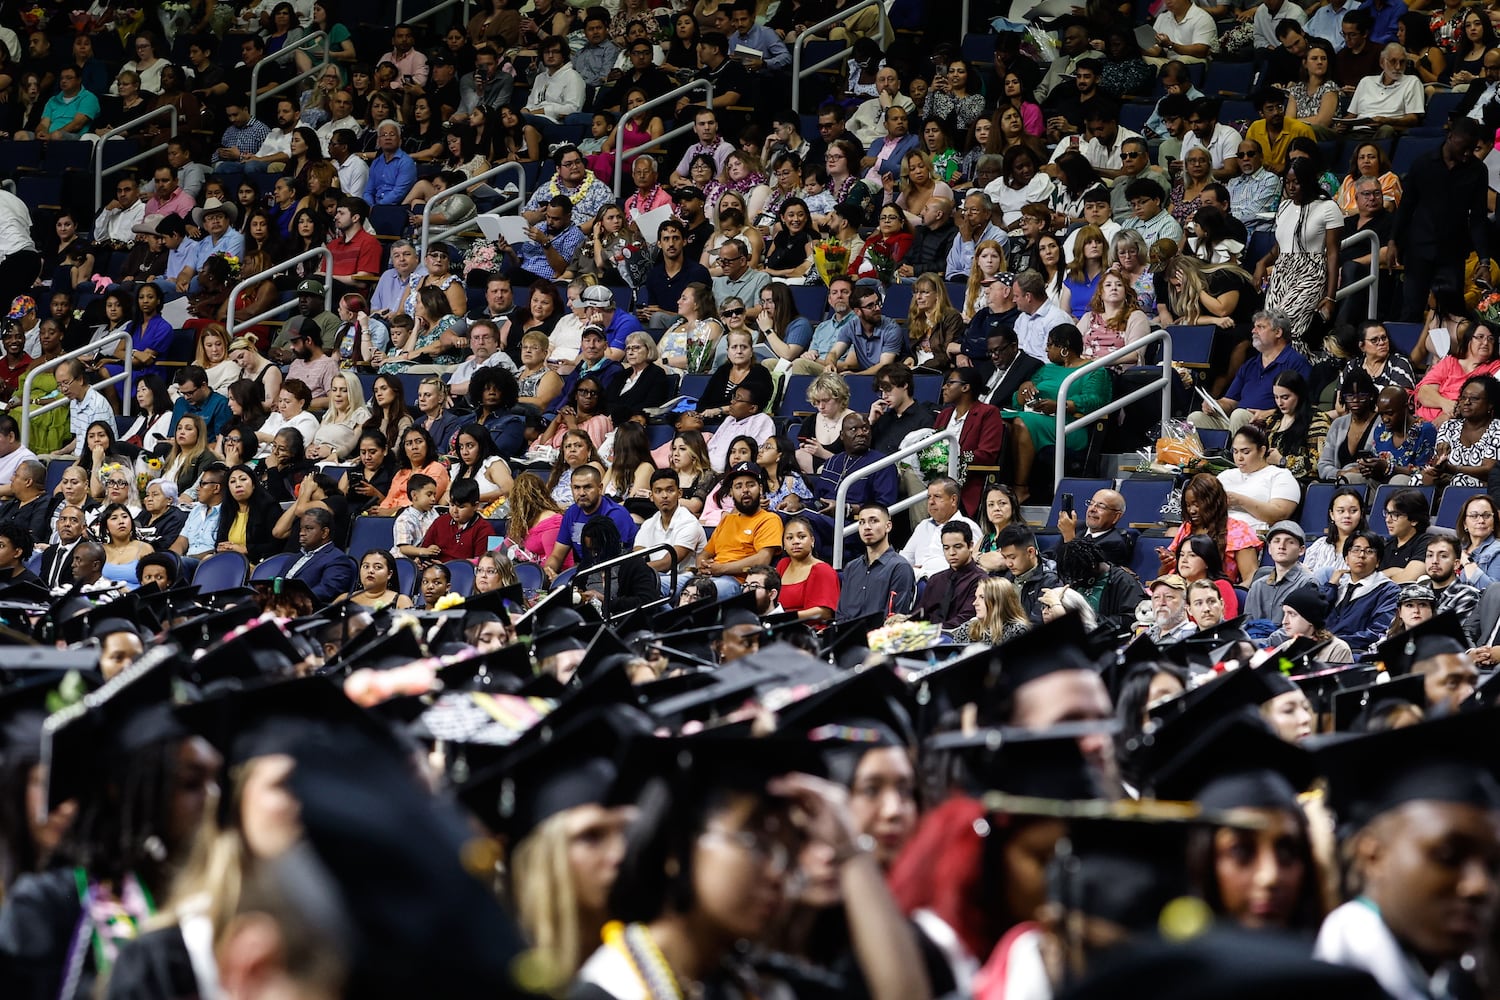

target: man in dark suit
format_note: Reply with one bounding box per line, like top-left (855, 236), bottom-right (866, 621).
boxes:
top-left (1454, 49), bottom-right (1500, 131)
top-left (284, 507), bottom-right (355, 602)
top-left (1058, 487), bottom-right (1133, 566)
top-left (1466, 580), bottom-right (1500, 666)
top-left (978, 326), bottom-right (1042, 410)
top-left (39, 504), bottom-right (85, 590)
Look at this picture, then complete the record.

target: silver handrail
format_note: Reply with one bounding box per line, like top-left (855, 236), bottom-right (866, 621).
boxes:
top-left (1053, 329), bottom-right (1174, 483)
top-left (92, 104), bottom-right (179, 210)
top-left (395, 0), bottom-right (473, 26)
top-left (1334, 228), bottom-right (1380, 320)
top-left (612, 79), bottom-right (714, 197)
top-left (19, 333), bottom-right (133, 451)
top-left (565, 542), bottom-right (677, 619)
top-left (251, 31), bottom-right (330, 120)
top-left (420, 161), bottom-right (526, 252)
top-left (831, 427), bottom-right (961, 570)
top-left (791, 0), bottom-right (890, 111)
top-left (225, 247), bottom-right (335, 340)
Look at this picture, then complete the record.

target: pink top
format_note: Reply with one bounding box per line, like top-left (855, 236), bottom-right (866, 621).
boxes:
top-left (1415, 356), bottom-right (1500, 423)
top-left (1020, 102), bottom-right (1044, 137)
top-left (377, 461), bottom-right (451, 513)
top-left (524, 512), bottom-right (571, 569)
top-left (775, 558), bottom-right (841, 617)
top-left (540, 413), bottom-right (613, 451)
top-left (1170, 516), bottom-right (1262, 585)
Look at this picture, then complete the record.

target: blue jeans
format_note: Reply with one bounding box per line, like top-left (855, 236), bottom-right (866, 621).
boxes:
top-left (708, 576), bottom-right (742, 600)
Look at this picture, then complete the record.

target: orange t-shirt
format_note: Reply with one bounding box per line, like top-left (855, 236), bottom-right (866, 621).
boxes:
top-left (704, 508), bottom-right (783, 579)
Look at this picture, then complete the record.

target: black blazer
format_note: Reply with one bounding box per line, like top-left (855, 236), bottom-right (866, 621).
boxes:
top-left (39, 541), bottom-right (77, 590)
top-left (608, 363), bottom-right (679, 416)
top-left (215, 494), bottom-right (286, 564)
top-left (979, 352), bottom-right (1043, 409)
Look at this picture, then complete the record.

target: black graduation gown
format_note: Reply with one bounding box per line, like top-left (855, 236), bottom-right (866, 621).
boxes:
top-left (102, 925), bottom-right (201, 1000)
top-left (0, 867), bottom-right (88, 1000)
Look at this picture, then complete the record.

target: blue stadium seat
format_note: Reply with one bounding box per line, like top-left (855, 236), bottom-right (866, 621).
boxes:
top-left (1120, 102), bottom-right (1152, 134)
top-left (250, 553), bottom-right (297, 580)
top-left (1390, 136), bottom-right (1442, 176)
top-left (778, 374), bottom-right (816, 418)
top-left (0, 142), bottom-right (41, 173)
top-left (394, 557), bottom-right (416, 597)
top-left (193, 552), bottom-right (249, 593)
top-left (1299, 481), bottom-right (1344, 538)
top-left (1424, 90), bottom-right (1463, 127)
top-left (788, 284), bottom-right (827, 322)
top-left (1384, 321), bottom-right (1421, 358)
top-left (882, 282), bottom-right (913, 319)
top-left (1203, 62), bottom-right (1254, 98)
top-left (1435, 485), bottom-right (1486, 530)
top-left (1197, 428), bottom-right (1229, 452)
top-left (348, 516), bottom-right (397, 555)
top-left (679, 374), bottom-right (711, 402)
top-left (446, 559), bottom-right (476, 597)
top-left (1118, 477), bottom-right (1173, 525)
top-left (370, 204), bottom-right (409, 237)
top-left (1167, 324), bottom-right (1217, 366)
top-left (912, 374), bottom-right (940, 403)
top-left (647, 424), bottom-right (676, 448)
top-left (515, 561), bottom-right (544, 594)
top-left (45, 142), bottom-right (93, 173)
top-left (1129, 535), bottom-right (1174, 584)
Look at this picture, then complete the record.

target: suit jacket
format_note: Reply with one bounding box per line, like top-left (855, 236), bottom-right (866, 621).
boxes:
top-left (0, 495), bottom-right (51, 548)
top-left (1323, 576), bottom-right (1399, 657)
top-left (917, 560), bottom-right (988, 629)
top-left (933, 401), bottom-right (1007, 516)
top-left (1455, 82), bottom-right (1500, 132)
top-left (979, 352), bottom-right (1043, 410)
top-left (286, 544), bottom-right (356, 602)
top-left (39, 541), bottom-right (77, 590)
top-left (608, 363), bottom-right (678, 416)
top-left (1065, 526), bottom-right (1134, 567)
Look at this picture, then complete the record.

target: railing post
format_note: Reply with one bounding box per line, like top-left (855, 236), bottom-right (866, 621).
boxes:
top-left (830, 427), bottom-right (960, 570)
top-left (612, 79), bottom-right (713, 197)
top-left (93, 105), bottom-right (179, 211)
top-left (420, 161), bottom-right (526, 252)
top-left (251, 31), bottom-right (329, 121)
top-left (19, 332), bottom-right (134, 451)
top-left (791, 0), bottom-right (889, 111)
top-left (225, 247), bottom-right (335, 339)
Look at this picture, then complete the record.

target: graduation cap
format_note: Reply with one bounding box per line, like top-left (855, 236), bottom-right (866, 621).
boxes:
top-left (1144, 713), bottom-right (1317, 811)
top-left (642, 642), bottom-right (840, 729)
top-left (510, 585), bottom-right (578, 640)
top-left (41, 645), bottom-right (188, 809)
top-left (0, 580), bottom-right (59, 609)
top-left (1331, 673), bottom-right (1428, 732)
top-left (1157, 617), bottom-right (1252, 669)
top-left (1463, 670), bottom-right (1500, 711)
top-left (201, 586), bottom-right (260, 610)
top-left (1054, 928), bottom-right (1389, 1000)
top-left (644, 623), bottom-right (723, 671)
top-left (1371, 613), bottom-right (1471, 678)
top-left (134, 584), bottom-right (202, 622)
top-left (531, 607), bottom-right (593, 662)
top-left (337, 625), bottom-right (429, 673)
top-left (252, 575), bottom-right (319, 609)
top-left (768, 665), bottom-right (915, 783)
top-left (457, 703), bottom-right (650, 843)
top-left (625, 729), bottom-right (829, 804)
top-left (177, 674), bottom-right (401, 768)
top-left (281, 734), bottom-right (531, 999)
top-left (180, 619), bottom-right (310, 689)
top-left (461, 582), bottom-right (525, 618)
top-left (817, 611), bottom-right (885, 669)
top-left (934, 724), bottom-right (1115, 804)
top-left (167, 601), bottom-right (265, 651)
top-left (991, 613), bottom-right (1103, 701)
top-left (1047, 804), bottom-right (1208, 933)
top-left (1290, 663), bottom-right (1379, 717)
top-left (1145, 665), bottom-right (1280, 731)
top-left (904, 642), bottom-right (1002, 732)
top-left (0, 675), bottom-right (63, 760)
top-left (436, 642), bottom-right (535, 693)
top-left (1316, 706), bottom-right (1500, 832)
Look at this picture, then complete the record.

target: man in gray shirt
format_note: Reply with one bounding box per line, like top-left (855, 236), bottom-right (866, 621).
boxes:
top-left (837, 502), bottom-right (916, 619)
top-left (1245, 520), bottom-right (1314, 623)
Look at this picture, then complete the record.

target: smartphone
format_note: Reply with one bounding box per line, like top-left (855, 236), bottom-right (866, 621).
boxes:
top-left (347, 470), bottom-right (364, 488)
top-left (1060, 492), bottom-right (1074, 516)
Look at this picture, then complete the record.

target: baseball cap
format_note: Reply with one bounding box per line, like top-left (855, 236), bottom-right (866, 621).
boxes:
top-left (296, 279), bottom-right (326, 296)
top-left (6, 296), bottom-right (34, 320)
top-left (1264, 520), bottom-right (1305, 545)
top-left (1148, 573), bottom-right (1187, 591)
top-left (675, 185), bottom-right (706, 201)
top-left (579, 285), bottom-right (615, 308)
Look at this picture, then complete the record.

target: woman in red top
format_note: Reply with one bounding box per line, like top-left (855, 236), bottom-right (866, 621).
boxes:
top-left (776, 516), bottom-right (840, 623)
top-left (851, 203), bottom-right (914, 278)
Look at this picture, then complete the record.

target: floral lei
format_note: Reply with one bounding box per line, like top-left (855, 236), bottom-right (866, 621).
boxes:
top-left (830, 175), bottom-right (858, 202)
top-left (547, 168), bottom-right (603, 205)
top-left (726, 171), bottom-right (767, 195)
top-left (627, 184), bottom-right (664, 214)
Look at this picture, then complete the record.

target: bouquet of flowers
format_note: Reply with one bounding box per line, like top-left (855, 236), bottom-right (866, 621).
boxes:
top-left (1479, 290), bottom-right (1500, 327)
top-left (611, 237), bottom-right (654, 297)
top-left (918, 437), bottom-right (972, 484)
top-left (685, 329), bottom-right (713, 373)
top-left (863, 246), bottom-right (897, 284)
top-left (20, 6), bottom-right (47, 29)
top-left (212, 253), bottom-right (241, 280)
top-left (464, 241), bottom-right (502, 281)
top-left (812, 239), bottom-right (851, 286)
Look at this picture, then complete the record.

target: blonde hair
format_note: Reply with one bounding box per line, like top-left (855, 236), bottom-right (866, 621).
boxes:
top-left (520, 330), bottom-right (551, 359)
top-left (324, 371), bottom-right (367, 423)
top-left (506, 471), bottom-right (563, 541)
top-left (1066, 225), bottom-right (1108, 282)
top-left (963, 239), bottom-right (1009, 319)
top-left (166, 413), bottom-right (210, 471)
top-left (475, 551), bottom-right (520, 590)
top-left (508, 811), bottom-right (586, 979)
top-left (968, 576), bottom-right (1027, 639)
top-left (807, 370), bottom-right (851, 408)
top-left (907, 272), bottom-right (958, 356)
top-left (194, 324), bottom-right (231, 369)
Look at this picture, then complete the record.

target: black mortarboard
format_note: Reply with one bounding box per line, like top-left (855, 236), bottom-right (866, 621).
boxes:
top-left (642, 642), bottom-right (840, 729)
top-left (1290, 663), bottom-right (1378, 716)
top-left (456, 699), bottom-right (651, 842)
top-left (201, 586), bottom-right (260, 610)
top-left (1371, 613), bottom-right (1471, 677)
top-left (166, 601), bottom-right (264, 651)
top-left (1157, 617), bottom-right (1251, 669)
top-left (1331, 673), bottom-right (1428, 732)
top-left (768, 665), bottom-right (915, 783)
top-left (571, 625), bottom-right (637, 685)
top-left (436, 642), bottom-right (534, 692)
top-left (460, 582), bottom-right (525, 619)
top-left (337, 625), bottom-right (428, 673)
top-left (531, 607), bottom-right (592, 661)
top-left (283, 737), bottom-right (530, 999)
top-left (42, 645), bottom-right (188, 809)
top-left (817, 611), bottom-right (885, 668)
top-left (991, 613), bottom-right (1102, 699)
top-left (1047, 806), bottom-right (1205, 931)
top-left (1463, 670), bottom-right (1500, 711)
top-left (0, 580), bottom-right (59, 608)
top-left (1145, 665), bottom-right (1279, 731)
top-left (177, 674), bottom-right (399, 768)
top-left (1316, 706), bottom-right (1500, 832)
top-left (49, 595), bottom-right (161, 645)
top-left (181, 619), bottom-right (304, 688)
top-left (934, 724), bottom-right (1115, 803)
top-left (627, 730), bottom-right (828, 802)
top-left (252, 575), bottom-right (319, 609)
top-left (905, 642), bottom-right (1001, 731)
top-left (0, 676), bottom-right (60, 759)
top-left (716, 592), bottom-right (763, 632)
top-left (1055, 929), bottom-right (1389, 1000)
top-left (644, 624), bottom-right (723, 671)
top-left (510, 585), bottom-right (576, 639)
top-left (1145, 713), bottom-right (1316, 811)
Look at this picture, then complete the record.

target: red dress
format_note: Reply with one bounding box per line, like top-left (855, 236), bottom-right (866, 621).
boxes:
top-left (775, 558), bottom-right (841, 619)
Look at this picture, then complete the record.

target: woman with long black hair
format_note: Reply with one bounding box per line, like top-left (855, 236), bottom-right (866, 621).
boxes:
top-left (215, 463), bottom-right (286, 564)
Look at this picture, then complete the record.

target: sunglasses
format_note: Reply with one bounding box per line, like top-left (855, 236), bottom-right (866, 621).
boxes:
top-left (722, 307), bottom-right (746, 316)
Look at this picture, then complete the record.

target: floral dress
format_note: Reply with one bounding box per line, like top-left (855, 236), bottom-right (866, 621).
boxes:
top-left (1264, 410), bottom-right (1330, 482)
top-left (1371, 416), bottom-right (1437, 472)
top-left (1435, 418), bottom-right (1500, 487)
top-left (1170, 516), bottom-right (1263, 584)
top-left (767, 472), bottom-right (814, 511)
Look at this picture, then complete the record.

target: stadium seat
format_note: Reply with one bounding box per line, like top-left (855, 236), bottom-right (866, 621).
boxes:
top-left (778, 374), bottom-right (816, 418)
top-left (1384, 321), bottom-right (1422, 358)
top-left (1203, 62), bottom-right (1253, 98)
top-left (193, 552), bottom-right (249, 593)
top-left (348, 516), bottom-right (397, 556)
top-left (679, 374), bottom-right (711, 402)
top-left (446, 559), bottom-right (476, 597)
top-left (1118, 477), bottom-right (1174, 526)
top-left (370, 204), bottom-right (409, 237)
top-left (250, 553), bottom-right (297, 580)
top-left (1130, 535), bottom-right (1174, 584)
top-left (1434, 485), bottom-right (1486, 530)
top-left (1167, 325), bottom-right (1217, 366)
top-left (881, 283), bottom-right (913, 319)
top-left (1390, 136), bottom-right (1441, 176)
top-left (1044, 478), bottom-right (1113, 530)
top-left (789, 285), bottom-right (827, 322)
top-left (515, 561), bottom-right (545, 594)
top-left (1299, 481), bottom-right (1347, 538)
top-left (845, 375), bottom-right (878, 414)
top-left (394, 557), bottom-right (417, 597)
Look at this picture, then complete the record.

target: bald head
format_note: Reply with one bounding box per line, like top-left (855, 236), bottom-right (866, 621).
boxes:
top-left (1085, 488), bottom-right (1125, 532)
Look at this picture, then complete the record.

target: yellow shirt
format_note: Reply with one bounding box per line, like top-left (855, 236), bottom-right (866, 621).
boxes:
top-left (228, 510), bottom-right (248, 547)
top-left (1245, 117), bottom-right (1316, 174)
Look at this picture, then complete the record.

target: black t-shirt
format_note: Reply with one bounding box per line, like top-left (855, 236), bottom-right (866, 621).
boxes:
top-left (1382, 529), bottom-right (1434, 573)
top-left (697, 56), bottom-right (751, 105)
top-left (682, 218), bottom-right (715, 265)
top-left (765, 229), bottom-right (813, 272)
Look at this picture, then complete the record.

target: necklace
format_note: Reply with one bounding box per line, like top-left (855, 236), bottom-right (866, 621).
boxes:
top-left (603, 921), bottom-right (694, 1000)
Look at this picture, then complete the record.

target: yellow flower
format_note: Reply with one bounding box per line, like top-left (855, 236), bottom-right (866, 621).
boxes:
top-left (434, 592), bottom-right (465, 611)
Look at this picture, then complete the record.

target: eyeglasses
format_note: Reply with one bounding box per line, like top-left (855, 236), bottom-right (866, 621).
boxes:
top-left (576, 387), bottom-right (599, 396)
top-left (721, 307), bottom-right (746, 316)
top-left (1469, 511), bottom-right (1495, 520)
top-left (1383, 510), bottom-right (1406, 519)
top-left (1347, 546), bottom-right (1377, 556)
top-left (104, 479), bottom-right (131, 488)
top-left (701, 827), bottom-right (791, 874)
top-left (943, 380), bottom-right (964, 388)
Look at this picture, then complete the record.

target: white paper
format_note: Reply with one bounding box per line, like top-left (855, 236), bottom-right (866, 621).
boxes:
top-left (162, 297), bottom-right (193, 328)
top-left (1014, 0), bottom-right (1077, 19)
top-left (734, 45), bottom-right (764, 59)
top-left (1195, 386), bottom-right (1231, 424)
top-left (476, 213), bottom-right (531, 246)
top-left (1134, 24), bottom-right (1160, 51)
top-left (634, 203), bottom-right (676, 243)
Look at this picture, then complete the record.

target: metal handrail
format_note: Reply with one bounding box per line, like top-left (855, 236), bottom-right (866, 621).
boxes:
top-left (395, 0), bottom-right (473, 26)
top-left (20, 333), bottom-right (133, 451)
top-left (251, 31), bottom-right (330, 120)
top-left (831, 428), bottom-right (961, 570)
top-left (791, 0), bottom-right (890, 111)
top-left (225, 247), bottom-right (335, 340)
top-left (92, 104), bottom-right (179, 210)
top-left (1053, 329), bottom-right (1174, 484)
top-left (565, 542), bottom-right (677, 619)
top-left (421, 161), bottom-right (526, 253)
top-left (1335, 228), bottom-right (1380, 320)
top-left (613, 79), bottom-right (714, 197)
